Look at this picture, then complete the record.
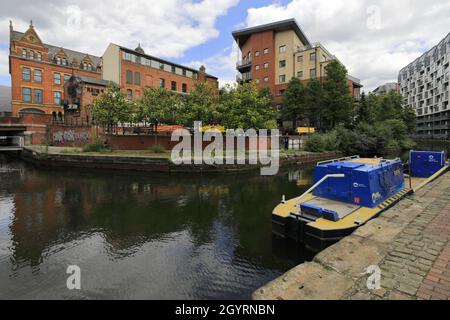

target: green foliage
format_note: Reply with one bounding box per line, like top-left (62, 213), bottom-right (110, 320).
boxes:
top-left (281, 77), bottom-right (306, 126)
top-left (90, 84), bottom-right (131, 132)
top-left (82, 138), bottom-right (107, 152)
top-left (182, 83), bottom-right (218, 126)
top-left (219, 82), bottom-right (275, 129)
top-left (322, 61), bottom-right (354, 130)
top-left (148, 144), bottom-right (166, 154)
top-left (305, 78), bottom-right (324, 128)
top-left (140, 86), bottom-right (182, 127)
top-left (90, 81), bottom-right (277, 132)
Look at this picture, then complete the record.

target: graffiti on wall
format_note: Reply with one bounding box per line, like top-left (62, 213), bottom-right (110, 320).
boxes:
top-left (52, 130), bottom-right (91, 143)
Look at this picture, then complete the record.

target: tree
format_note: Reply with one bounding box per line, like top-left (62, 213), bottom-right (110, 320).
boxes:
top-left (322, 61), bottom-right (354, 130)
top-left (219, 82), bottom-right (275, 129)
top-left (304, 78), bottom-right (324, 129)
top-left (90, 84), bottom-right (131, 134)
top-left (139, 87), bottom-right (181, 132)
top-left (281, 77), bottom-right (306, 130)
top-left (182, 83), bottom-right (218, 127)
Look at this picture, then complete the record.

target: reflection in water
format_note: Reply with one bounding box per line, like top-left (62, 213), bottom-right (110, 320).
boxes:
top-left (0, 154), bottom-right (314, 299)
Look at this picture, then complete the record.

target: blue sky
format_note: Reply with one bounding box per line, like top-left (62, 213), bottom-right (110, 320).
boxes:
top-left (0, 0), bottom-right (449, 91)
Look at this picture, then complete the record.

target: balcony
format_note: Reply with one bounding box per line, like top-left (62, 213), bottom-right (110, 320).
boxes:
top-left (236, 72), bottom-right (252, 83)
top-left (236, 58), bottom-right (252, 72)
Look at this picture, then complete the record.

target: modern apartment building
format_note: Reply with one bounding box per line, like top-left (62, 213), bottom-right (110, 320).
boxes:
top-left (102, 43), bottom-right (218, 100)
top-left (9, 21), bottom-right (102, 118)
top-left (232, 19), bottom-right (362, 106)
top-left (372, 82), bottom-right (399, 96)
top-left (399, 33), bottom-right (450, 139)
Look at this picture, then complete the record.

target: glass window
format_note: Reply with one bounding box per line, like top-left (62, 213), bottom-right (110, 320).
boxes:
top-left (22, 48), bottom-right (27, 58)
top-left (53, 73), bottom-right (61, 85)
top-left (297, 71), bottom-right (303, 78)
top-left (56, 57), bottom-right (62, 65)
top-left (255, 65), bottom-right (260, 70)
top-left (159, 78), bottom-right (165, 88)
top-left (310, 52), bottom-right (316, 61)
top-left (264, 63), bottom-right (269, 69)
top-left (255, 51), bottom-right (260, 57)
top-left (37, 52), bottom-right (42, 61)
top-left (160, 63), bottom-right (165, 70)
top-left (263, 48), bottom-right (269, 54)
top-left (53, 91), bottom-right (62, 105)
top-left (126, 89), bottom-right (133, 99)
top-left (182, 69), bottom-right (187, 76)
top-left (126, 70), bottom-right (133, 84)
top-left (124, 52), bottom-right (132, 61)
top-left (134, 72), bottom-right (141, 85)
top-left (310, 68), bottom-right (316, 78)
top-left (171, 81), bottom-right (177, 91)
top-left (279, 45), bottom-right (286, 53)
top-left (279, 60), bottom-right (286, 68)
top-left (297, 55), bottom-right (303, 62)
top-left (171, 66), bottom-right (176, 73)
top-left (182, 83), bottom-right (187, 93)
top-left (64, 74), bottom-right (71, 83)
top-left (30, 50), bottom-right (34, 60)
top-left (263, 76), bottom-right (269, 82)
top-left (22, 87), bottom-right (31, 102)
top-left (34, 89), bottom-right (43, 104)
top-left (34, 69), bottom-right (42, 82)
top-left (255, 79), bottom-right (260, 84)
top-left (279, 75), bottom-right (286, 83)
top-left (22, 67), bottom-right (31, 81)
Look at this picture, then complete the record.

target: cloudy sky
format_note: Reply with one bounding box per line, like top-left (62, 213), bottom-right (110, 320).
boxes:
top-left (0, 0), bottom-right (449, 91)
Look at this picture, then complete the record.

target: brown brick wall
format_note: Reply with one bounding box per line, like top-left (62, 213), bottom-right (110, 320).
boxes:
top-left (10, 55), bottom-right (102, 116)
top-left (48, 125), bottom-right (95, 147)
top-left (106, 134), bottom-right (272, 151)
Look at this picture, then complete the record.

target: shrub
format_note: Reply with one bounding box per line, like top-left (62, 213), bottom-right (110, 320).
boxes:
top-left (305, 133), bottom-right (326, 152)
top-left (148, 144), bottom-right (166, 154)
top-left (82, 138), bottom-right (107, 152)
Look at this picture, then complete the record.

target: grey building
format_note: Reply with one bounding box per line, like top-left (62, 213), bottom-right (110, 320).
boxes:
top-left (372, 82), bottom-right (399, 96)
top-left (399, 33), bottom-right (450, 139)
top-left (0, 85), bottom-right (12, 113)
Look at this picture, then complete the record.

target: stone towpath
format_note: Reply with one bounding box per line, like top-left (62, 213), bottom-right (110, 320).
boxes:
top-left (253, 172), bottom-right (450, 300)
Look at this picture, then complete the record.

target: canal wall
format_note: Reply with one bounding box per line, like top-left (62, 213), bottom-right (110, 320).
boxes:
top-left (253, 172), bottom-right (450, 300)
top-left (20, 147), bottom-right (342, 174)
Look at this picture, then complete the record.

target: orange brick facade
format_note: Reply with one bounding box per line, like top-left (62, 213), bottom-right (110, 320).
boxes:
top-left (240, 31), bottom-right (276, 97)
top-left (9, 22), bottom-right (102, 118)
top-left (121, 60), bottom-right (214, 99)
top-left (118, 48), bottom-right (218, 99)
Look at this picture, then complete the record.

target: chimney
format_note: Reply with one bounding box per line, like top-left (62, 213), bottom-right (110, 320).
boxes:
top-left (198, 65), bottom-right (206, 83)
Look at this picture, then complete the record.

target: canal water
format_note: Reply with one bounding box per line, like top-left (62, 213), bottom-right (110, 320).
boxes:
top-left (0, 154), bottom-right (315, 299)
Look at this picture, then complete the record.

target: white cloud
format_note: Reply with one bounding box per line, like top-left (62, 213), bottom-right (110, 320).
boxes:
top-left (0, 0), bottom-right (239, 85)
top-left (186, 42), bottom-right (239, 88)
top-left (244, 0), bottom-right (450, 91)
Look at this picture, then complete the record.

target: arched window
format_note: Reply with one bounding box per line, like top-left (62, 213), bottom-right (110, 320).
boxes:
top-left (52, 112), bottom-right (57, 121)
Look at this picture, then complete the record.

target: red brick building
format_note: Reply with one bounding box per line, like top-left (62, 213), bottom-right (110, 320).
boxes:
top-left (102, 43), bottom-right (218, 99)
top-left (9, 21), bottom-right (103, 119)
top-left (64, 75), bottom-right (113, 126)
